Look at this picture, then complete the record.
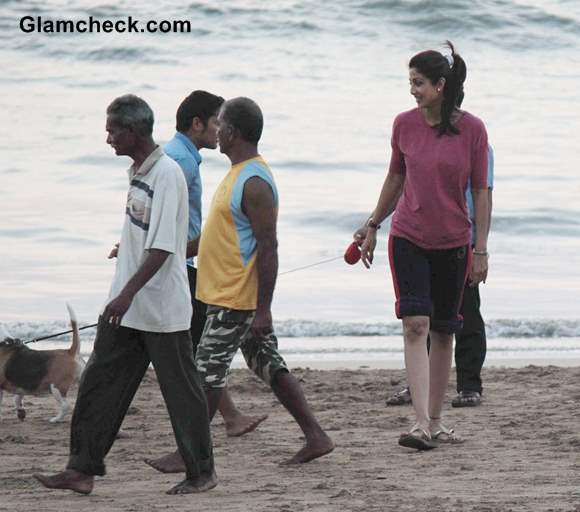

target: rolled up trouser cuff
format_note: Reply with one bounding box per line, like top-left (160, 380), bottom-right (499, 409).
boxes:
top-left (395, 297), bottom-right (432, 319)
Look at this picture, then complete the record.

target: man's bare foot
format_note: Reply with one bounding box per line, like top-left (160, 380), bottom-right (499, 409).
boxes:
top-left (144, 450), bottom-right (185, 474)
top-left (166, 470), bottom-right (218, 495)
top-left (280, 434), bottom-right (335, 465)
top-left (33, 469), bottom-right (94, 495)
top-left (225, 413), bottom-right (268, 437)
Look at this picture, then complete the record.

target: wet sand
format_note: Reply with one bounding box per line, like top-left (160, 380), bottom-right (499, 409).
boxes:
top-left (1, 365), bottom-right (579, 511)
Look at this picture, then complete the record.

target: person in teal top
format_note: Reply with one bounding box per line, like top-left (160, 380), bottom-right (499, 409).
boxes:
top-left (452, 144), bottom-right (494, 406)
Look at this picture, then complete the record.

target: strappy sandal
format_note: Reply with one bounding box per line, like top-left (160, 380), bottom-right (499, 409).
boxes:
top-left (398, 427), bottom-right (437, 451)
top-left (431, 425), bottom-right (465, 445)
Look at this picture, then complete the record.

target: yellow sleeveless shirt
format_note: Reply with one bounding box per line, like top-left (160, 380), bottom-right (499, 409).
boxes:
top-left (196, 156), bottom-right (278, 310)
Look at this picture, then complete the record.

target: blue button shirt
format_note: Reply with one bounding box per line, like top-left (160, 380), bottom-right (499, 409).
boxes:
top-left (466, 144), bottom-right (494, 245)
top-left (164, 132), bottom-right (202, 267)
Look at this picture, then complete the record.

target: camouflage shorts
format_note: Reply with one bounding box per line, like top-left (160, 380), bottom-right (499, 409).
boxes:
top-left (195, 306), bottom-right (289, 389)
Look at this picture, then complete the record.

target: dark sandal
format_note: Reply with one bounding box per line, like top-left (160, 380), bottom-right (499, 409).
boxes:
top-left (398, 427), bottom-right (437, 451)
top-left (451, 391), bottom-right (481, 408)
top-left (386, 386), bottom-right (412, 406)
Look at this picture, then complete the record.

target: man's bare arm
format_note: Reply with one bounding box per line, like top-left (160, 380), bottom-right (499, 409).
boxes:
top-left (186, 237), bottom-right (200, 258)
top-left (242, 176), bottom-right (278, 338)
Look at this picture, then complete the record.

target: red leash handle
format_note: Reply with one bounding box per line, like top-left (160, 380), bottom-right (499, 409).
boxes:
top-left (344, 241), bottom-right (362, 265)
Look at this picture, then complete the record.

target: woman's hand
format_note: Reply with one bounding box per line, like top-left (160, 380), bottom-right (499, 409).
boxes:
top-left (469, 253), bottom-right (488, 285)
top-left (353, 226), bottom-right (368, 244)
top-left (357, 227), bottom-right (377, 269)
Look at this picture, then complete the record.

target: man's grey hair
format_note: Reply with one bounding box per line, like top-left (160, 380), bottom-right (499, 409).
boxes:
top-left (221, 97), bottom-right (263, 144)
top-left (106, 94), bottom-right (154, 136)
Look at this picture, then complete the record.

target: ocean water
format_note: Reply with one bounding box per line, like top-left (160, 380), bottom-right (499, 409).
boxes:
top-left (1, 0), bottom-right (580, 365)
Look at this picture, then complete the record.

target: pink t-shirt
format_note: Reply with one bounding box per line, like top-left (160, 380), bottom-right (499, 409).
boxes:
top-left (389, 108), bottom-right (488, 249)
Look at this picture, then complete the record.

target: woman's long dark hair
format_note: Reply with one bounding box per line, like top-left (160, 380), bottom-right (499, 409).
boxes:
top-left (409, 41), bottom-right (466, 136)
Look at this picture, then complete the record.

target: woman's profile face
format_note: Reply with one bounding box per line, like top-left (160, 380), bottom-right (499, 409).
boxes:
top-left (409, 68), bottom-right (443, 109)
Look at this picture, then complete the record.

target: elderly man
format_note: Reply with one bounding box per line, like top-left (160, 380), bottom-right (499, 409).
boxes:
top-left (33, 94), bottom-right (216, 496)
top-left (149, 97), bottom-right (334, 472)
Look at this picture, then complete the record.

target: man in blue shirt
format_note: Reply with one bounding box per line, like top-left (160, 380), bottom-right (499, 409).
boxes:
top-left (451, 145), bottom-right (494, 407)
top-left (146, 91), bottom-right (267, 474)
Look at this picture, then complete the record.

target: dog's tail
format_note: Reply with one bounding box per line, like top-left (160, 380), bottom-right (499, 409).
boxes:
top-left (66, 303), bottom-right (80, 357)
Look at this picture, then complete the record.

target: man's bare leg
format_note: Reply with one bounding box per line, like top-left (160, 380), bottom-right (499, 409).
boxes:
top-left (144, 388), bottom-right (266, 472)
top-left (166, 469), bottom-right (218, 495)
top-left (33, 469), bottom-right (94, 495)
top-left (219, 389), bottom-right (268, 437)
top-left (271, 371), bottom-right (334, 465)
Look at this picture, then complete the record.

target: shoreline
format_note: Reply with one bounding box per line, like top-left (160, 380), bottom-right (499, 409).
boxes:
top-left (245, 355), bottom-right (580, 370)
top-left (26, 335), bottom-right (580, 371)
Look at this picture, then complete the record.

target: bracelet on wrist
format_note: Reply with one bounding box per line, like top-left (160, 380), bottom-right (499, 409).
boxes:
top-left (473, 250), bottom-right (488, 256)
top-left (366, 218), bottom-right (381, 230)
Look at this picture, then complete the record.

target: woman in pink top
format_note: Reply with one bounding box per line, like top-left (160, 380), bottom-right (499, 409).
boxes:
top-left (355, 42), bottom-right (489, 450)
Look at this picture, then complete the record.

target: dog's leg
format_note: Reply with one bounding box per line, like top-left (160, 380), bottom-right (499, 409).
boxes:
top-left (49, 384), bottom-right (70, 423)
top-left (14, 394), bottom-right (26, 421)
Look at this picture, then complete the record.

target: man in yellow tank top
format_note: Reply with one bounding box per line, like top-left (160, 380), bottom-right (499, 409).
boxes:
top-left (160, 97), bottom-right (333, 467)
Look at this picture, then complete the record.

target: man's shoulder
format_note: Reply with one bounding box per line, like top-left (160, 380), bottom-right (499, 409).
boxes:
top-left (238, 157), bottom-right (274, 180)
top-left (165, 138), bottom-right (199, 174)
top-left (238, 159), bottom-right (276, 190)
top-left (150, 154), bottom-right (187, 185)
top-left (237, 158), bottom-right (277, 205)
top-left (240, 158), bottom-right (270, 173)
top-left (155, 152), bottom-right (182, 171)
top-left (164, 133), bottom-right (185, 154)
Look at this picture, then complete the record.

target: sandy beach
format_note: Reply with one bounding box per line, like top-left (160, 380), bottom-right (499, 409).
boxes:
top-left (1, 365), bottom-right (579, 512)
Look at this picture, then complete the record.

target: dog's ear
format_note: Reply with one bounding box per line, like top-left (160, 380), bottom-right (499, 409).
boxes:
top-left (0, 323), bottom-right (15, 342)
